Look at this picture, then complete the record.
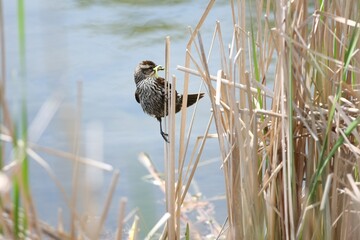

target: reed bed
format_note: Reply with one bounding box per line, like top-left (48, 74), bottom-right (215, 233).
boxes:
top-left (156, 0), bottom-right (360, 239)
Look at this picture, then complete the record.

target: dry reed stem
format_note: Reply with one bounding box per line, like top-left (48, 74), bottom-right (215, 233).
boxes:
top-left (26, 148), bottom-right (72, 209)
top-left (177, 65), bottom-right (273, 97)
top-left (28, 92), bottom-right (63, 143)
top-left (178, 0), bottom-right (216, 173)
top-left (145, 212), bottom-right (170, 240)
top-left (128, 215), bottom-right (140, 240)
top-left (0, 133), bottom-right (113, 171)
top-left (69, 81), bottom-right (82, 238)
top-left (138, 152), bottom-right (165, 192)
top-left (115, 198), bottom-right (127, 240)
top-left (57, 208), bottom-right (63, 233)
top-left (164, 36), bottom-right (176, 240)
top-left (31, 144), bottom-right (113, 171)
top-left (94, 170), bottom-right (120, 239)
top-left (180, 112), bottom-right (213, 205)
top-left (0, 0), bottom-right (5, 90)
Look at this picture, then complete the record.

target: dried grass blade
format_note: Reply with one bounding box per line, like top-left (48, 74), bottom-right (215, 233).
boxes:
top-left (31, 144), bottom-right (113, 172)
top-left (320, 174), bottom-right (333, 210)
top-left (145, 213), bottom-right (171, 240)
top-left (128, 215), bottom-right (140, 240)
top-left (180, 112), bottom-right (212, 204)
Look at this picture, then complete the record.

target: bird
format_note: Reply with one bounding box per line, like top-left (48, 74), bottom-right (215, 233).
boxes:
top-left (134, 60), bottom-right (204, 142)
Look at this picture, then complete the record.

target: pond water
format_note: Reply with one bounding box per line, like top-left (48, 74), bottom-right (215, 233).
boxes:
top-left (4, 0), bottom-right (241, 237)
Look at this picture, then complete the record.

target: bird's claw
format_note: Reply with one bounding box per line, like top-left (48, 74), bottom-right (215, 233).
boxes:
top-left (161, 131), bottom-right (169, 143)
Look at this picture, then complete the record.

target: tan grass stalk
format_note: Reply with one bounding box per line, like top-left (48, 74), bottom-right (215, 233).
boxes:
top-left (31, 144), bottom-right (113, 171)
top-left (26, 148), bottom-right (72, 208)
top-left (70, 81), bottom-right (82, 238)
top-left (93, 170), bottom-right (120, 239)
top-left (57, 208), bottom-right (63, 233)
top-left (0, 134), bottom-right (113, 172)
top-left (320, 174), bottom-right (334, 210)
top-left (115, 198), bottom-right (127, 240)
top-left (138, 152), bottom-right (165, 193)
top-left (145, 212), bottom-right (171, 240)
top-left (28, 93), bottom-right (63, 143)
top-left (177, 65), bottom-right (272, 96)
top-left (0, 0), bottom-right (5, 89)
top-left (180, 113), bottom-right (213, 205)
top-left (128, 215), bottom-right (139, 240)
top-left (174, 81), bottom-right (204, 209)
top-left (178, 0), bottom-right (216, 172)
top-left (163, 36), bottom-right (176, 240)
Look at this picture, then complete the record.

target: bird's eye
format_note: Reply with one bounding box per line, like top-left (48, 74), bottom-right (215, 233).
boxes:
top-left (142, 67), bottom-right (153, 74)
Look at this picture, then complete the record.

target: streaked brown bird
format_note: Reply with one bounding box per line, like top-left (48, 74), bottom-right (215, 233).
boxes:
top-left (134, 60), bottom-right (204, 142)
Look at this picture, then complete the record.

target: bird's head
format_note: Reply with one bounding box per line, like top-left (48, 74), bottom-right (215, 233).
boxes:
top-left (134, 60), bottom-right (164, 84)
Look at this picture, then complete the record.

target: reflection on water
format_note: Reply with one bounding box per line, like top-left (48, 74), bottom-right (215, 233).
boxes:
top-left (4, 0), bottom-right (234, 237)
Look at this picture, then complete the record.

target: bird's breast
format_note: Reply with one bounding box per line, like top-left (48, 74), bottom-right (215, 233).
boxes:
top-left (136, 80), bottom-right (166, 117)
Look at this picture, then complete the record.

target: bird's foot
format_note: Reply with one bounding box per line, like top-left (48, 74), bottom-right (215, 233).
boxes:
top-left (161, 131), bottom-right (169, 143)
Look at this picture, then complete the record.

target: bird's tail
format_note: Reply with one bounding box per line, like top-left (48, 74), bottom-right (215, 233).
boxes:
top-left (186, 93), bottom-right (205, 107)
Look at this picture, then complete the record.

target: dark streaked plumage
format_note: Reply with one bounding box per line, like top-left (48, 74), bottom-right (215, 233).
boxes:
top-left (134, 60), bottom-right (204, 142)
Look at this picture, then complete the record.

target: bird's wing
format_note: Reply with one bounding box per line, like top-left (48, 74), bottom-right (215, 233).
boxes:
top-left (156, 77), bottom-right (182, 112)
top-left (155, 76), bottom-right (166, 88)
top-left (156, 77), bottom-right (176, 96)
top-left (135, 89), bottom-right (140, 103)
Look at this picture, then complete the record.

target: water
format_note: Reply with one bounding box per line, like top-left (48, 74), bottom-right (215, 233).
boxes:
top-left (4, 0), bottom-right (236, 237)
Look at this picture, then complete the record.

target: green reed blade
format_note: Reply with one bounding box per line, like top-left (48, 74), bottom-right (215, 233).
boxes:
top-left (308, 116), bottom-right (360, 201)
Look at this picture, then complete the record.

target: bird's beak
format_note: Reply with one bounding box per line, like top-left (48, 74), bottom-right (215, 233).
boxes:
top-left (153, 65), bottom-right (164, 77)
